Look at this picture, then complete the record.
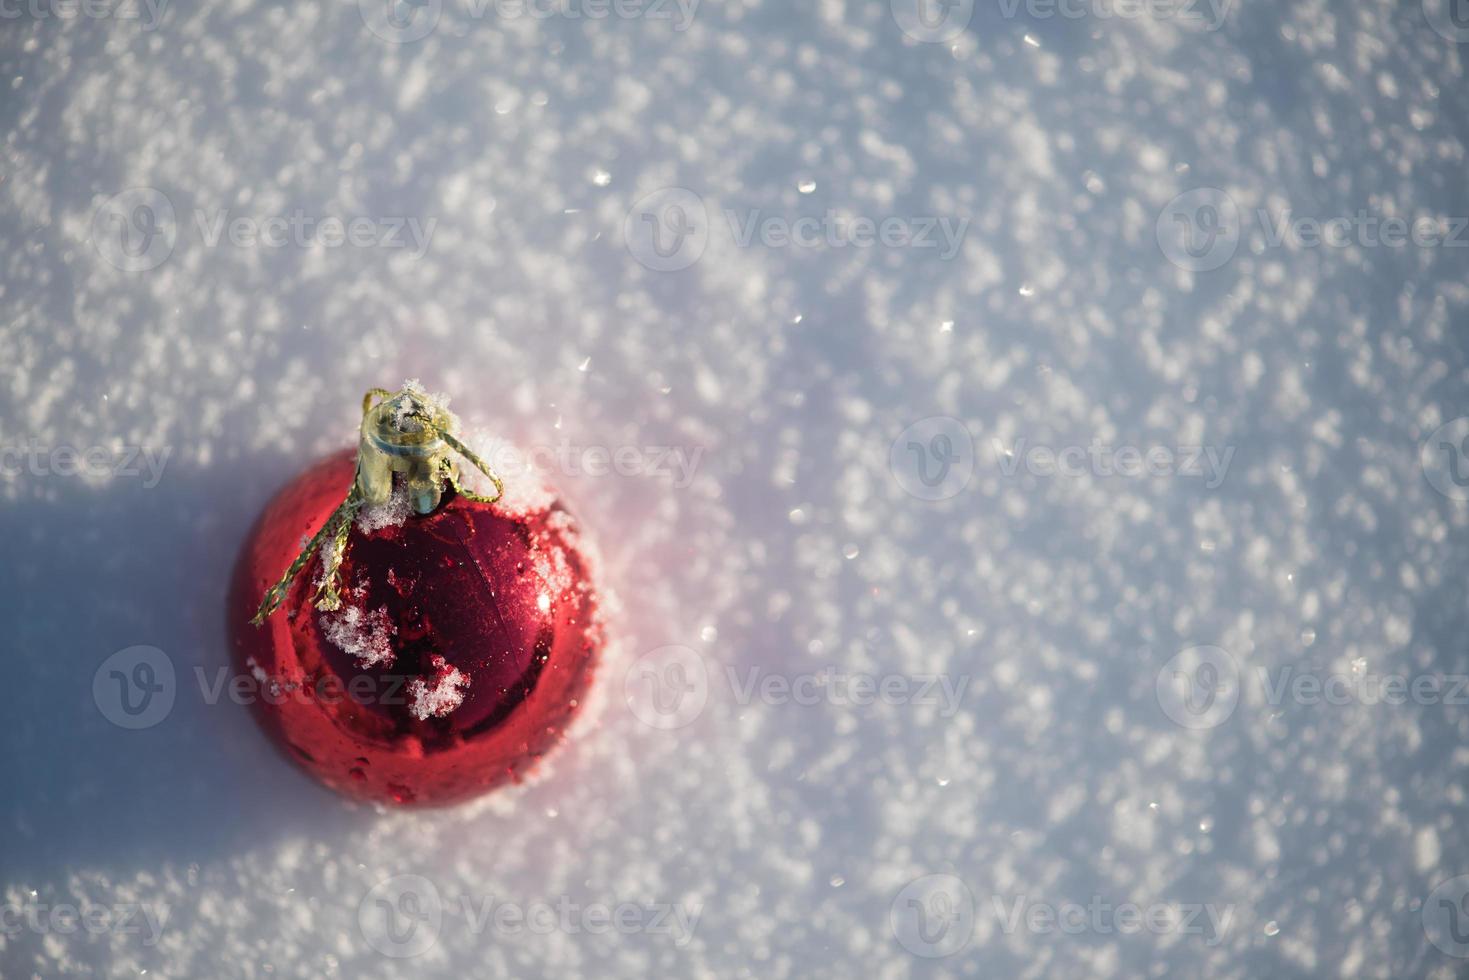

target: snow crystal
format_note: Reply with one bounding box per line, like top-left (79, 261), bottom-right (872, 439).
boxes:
top-left (394, 377), bottom-right (456, 431)
top-left (319, 605), bottom-right (396, 669)
top-left (355, 483), bottom-right (412, 533)
top-left (408, 666), bottom-right (469, 720)
top-left (459, 426), bottom-right (558, 517)
top-left (245, 657), bottom-right (269, 685)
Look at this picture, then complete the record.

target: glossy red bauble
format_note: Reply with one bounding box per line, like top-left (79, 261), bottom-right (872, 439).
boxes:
top-left (229, 450), bottom-right (602, 806)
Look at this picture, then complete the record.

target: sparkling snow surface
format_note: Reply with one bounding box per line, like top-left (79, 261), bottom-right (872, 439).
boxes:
top-left (3, 2), bottom-right (1469, 978)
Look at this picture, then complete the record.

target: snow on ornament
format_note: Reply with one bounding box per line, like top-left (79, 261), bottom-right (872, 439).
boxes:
top-left (229, 382), bottom-right (603, 806)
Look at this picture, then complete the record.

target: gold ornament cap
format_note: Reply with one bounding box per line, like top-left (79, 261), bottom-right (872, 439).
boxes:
top-left (251, 382), bottom-right (504, 626)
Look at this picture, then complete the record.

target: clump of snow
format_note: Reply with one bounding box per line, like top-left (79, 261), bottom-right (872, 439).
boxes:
top-left (244, 656), bottom-right (288, 699)
top-left (355, 483), bottom-right (412, 533)
top-left (459, 427), bottom-right (557, 518)
top-left (531, 522), bottom-right (575, 599)
top-left (408, 658), bottom-right (470, 720)
top-left (320, 604), bottom-right (396, 669)
top-left (395, 378), bottom-right (457, 432)
top-left (244, 656), bottom-right (269, 686)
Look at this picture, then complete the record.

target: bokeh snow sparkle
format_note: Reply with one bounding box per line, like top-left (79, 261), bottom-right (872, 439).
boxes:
top-left (3, 0), bottom-right (1469, 976)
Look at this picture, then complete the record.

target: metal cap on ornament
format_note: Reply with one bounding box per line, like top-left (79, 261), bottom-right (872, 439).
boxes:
top-left (358, 388), bottom-right (454, 515)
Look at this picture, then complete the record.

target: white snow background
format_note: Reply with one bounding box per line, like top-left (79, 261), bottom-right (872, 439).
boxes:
top-left (3, 0), bottom-right (1469, 977)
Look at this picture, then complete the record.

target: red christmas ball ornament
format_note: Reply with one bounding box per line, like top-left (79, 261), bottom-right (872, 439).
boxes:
top-left (229, 383), bottom-right (602, 806)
